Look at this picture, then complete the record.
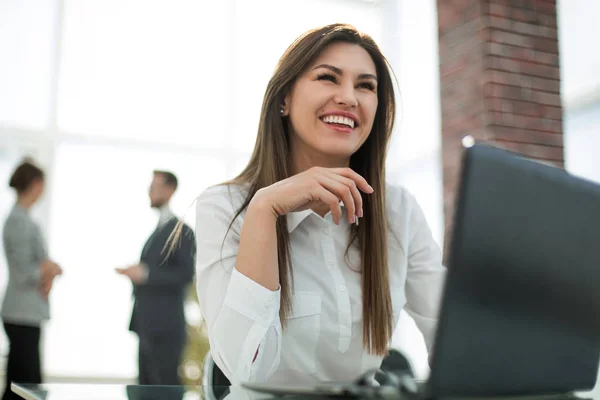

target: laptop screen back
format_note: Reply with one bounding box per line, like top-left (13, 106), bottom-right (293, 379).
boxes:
top-left (428, 144), bottom-right (600, 397)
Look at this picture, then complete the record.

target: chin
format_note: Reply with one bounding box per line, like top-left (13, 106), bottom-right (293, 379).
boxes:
top-left (317, 141), bottom-right (360, 160)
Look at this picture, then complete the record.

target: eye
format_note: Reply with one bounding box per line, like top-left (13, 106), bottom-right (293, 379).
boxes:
top-left (358, 81), bottom-right (377, 92)
top-left (316, 73), bottom-right (337, 83)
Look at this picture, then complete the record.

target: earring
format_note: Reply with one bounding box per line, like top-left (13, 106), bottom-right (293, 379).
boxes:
top-left (280, 108), bottom-right (284, 115)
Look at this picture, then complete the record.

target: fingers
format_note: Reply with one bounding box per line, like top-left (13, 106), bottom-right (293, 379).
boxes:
top-left (324, 172), bottom-right (364, 218)
top-left (39, 278), bottom-right (54, 300)
top-left (317, 175), bottom-right (356, 224)
top-left (41, 260), bottom-right (62, 278)
top-left (50, 264), bottom-right (61, 277)
top-left (311, 185), bottom-right (344, 224)
top-left (303, 166), bottom-right (373, 224)
top-left (41, 269), bottom-right (53, 283)
top-left (41, 288), bottom-right (51, 300)
top-left (331, 168), bottom-right (374, 194)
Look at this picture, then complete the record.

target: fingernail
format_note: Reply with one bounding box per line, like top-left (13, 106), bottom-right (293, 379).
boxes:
top-left (351, 215), bottom-right (356, 224)
top-left (367, 184), bottom-right (374, 193)
top-left (358, 208), bottom-right (363, 218)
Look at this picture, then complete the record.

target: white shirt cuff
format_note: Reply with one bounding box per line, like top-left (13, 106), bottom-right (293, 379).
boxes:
top-left (224, 268), bottom-right (280, 327)
top-left (139, 262), bottom-right (150, 283)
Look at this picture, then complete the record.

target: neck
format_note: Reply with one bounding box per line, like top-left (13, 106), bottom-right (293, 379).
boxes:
top-left (290, 143), bottom-right (350, 175)
top-left (155, 202), bottom-right (169, 211)
top-left (17, 196), bottom-right (35, 210)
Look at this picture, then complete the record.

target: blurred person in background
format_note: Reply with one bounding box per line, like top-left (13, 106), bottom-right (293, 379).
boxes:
top-left (2, 160), bottom-right (62, 400)
top-left (116, 170), bottom-right (195, 385)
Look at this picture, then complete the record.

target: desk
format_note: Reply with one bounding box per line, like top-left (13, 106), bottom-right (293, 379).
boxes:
top-left (11, 383), bottom-right (600, 400)
top-left (11, 384), bottom-right (295, 400)
top-left (12, 384), bottom-right (200, 400)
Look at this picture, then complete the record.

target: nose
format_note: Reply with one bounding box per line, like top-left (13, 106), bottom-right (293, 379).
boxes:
top-left (334, 82), bottom-right (358, 108)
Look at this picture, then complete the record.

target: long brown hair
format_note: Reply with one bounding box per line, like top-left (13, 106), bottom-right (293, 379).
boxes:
top-left (226, 23), bottom-right (396, 355)
top-left (169, 23), bottom-right (396, 355)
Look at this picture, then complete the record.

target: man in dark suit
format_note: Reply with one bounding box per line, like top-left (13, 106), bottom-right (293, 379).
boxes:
top-left (116, 170), bottom-right (195, 385)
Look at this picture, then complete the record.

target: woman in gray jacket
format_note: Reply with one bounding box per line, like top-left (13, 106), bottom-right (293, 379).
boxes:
top-left (2, 160), bottom-right (62, 400)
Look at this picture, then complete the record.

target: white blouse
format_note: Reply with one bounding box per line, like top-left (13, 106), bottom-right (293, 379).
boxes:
top-left (195, 182), bottom-right (446, 384)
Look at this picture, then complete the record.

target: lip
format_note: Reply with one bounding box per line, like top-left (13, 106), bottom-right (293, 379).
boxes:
top-left (319, 110), bottom-right (360, 128)
top-left (320, 119), bottom-right (354, 134)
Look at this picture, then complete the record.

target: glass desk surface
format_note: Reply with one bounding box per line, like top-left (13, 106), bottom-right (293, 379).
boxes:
top-left (12, 384), bottom-right (210, 400)
top-left (11, 382), bottom-right (600, 400)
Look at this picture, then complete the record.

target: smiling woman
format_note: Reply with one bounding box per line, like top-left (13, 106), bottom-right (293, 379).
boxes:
top-left (190, 23), bottom-right (447, 385)
top-left (283, 42), bottom-right (380, 166)
top-left (0, 0), bottom-right (444, 384)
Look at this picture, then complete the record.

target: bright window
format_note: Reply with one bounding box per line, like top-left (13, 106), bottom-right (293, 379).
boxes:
top-left (44, 140), bottom-right (228, 377)
top-left (0, 0), bottom-right (56, 129)
top-left (47, 0), bottom-right (391, 378)
top-left (0, 0), bottom-right (451, 381)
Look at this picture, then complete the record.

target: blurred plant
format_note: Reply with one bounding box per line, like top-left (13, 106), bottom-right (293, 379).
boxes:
top-left (179, 280), bottom-right (210, 386)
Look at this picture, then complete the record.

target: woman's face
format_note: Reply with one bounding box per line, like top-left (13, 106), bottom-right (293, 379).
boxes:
top-left (284, 42), bottom-right (379, 165)
top-left (29, 179), bottom-right (45, 203)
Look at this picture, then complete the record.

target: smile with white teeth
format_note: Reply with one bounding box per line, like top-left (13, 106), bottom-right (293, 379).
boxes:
top-left (321, 115), bottom-right (355, 128)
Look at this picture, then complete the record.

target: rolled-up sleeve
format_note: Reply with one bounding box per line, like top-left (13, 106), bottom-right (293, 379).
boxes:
top-left (195, 186), bottom-right (282, 383)
top-left (403, 191), bottom-right (447, 354)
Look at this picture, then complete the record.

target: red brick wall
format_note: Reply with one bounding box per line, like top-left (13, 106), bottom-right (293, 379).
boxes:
top-left (437, 0), bottom-right (563, 260)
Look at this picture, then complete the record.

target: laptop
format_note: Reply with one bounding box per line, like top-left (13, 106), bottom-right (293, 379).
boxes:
top-left (425, 143), bottom-right (600, 398)
top-left (243, 143), bottom-right (600, 398)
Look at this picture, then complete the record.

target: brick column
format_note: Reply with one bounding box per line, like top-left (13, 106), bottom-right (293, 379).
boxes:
top-left (437, 0), bottom-right (563, 260)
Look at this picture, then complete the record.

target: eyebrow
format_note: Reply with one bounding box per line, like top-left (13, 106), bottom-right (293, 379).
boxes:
top-left (312, 64), bottom-right (378, 81)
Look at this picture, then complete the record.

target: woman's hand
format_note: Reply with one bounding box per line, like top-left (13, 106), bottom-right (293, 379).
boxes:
top-left (39, 278), bottom-right (54, 301)
top-left (252, 167), bottom-right (374, 224)
top-left (41, 259), bottom-right (62, 279)
top-left (39, 259), bottom-right (62, 300)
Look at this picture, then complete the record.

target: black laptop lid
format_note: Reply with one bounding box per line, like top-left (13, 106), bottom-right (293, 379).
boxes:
top-left (428, 144), bottom-right (600, 397)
